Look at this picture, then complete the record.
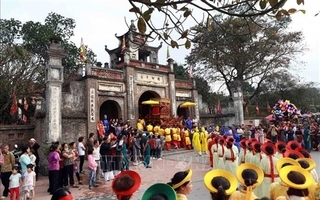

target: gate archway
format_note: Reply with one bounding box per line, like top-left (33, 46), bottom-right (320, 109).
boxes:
top-left (100, 100), bottom-right (121, 120)
top-left (138, 91), bottom-right (160, 119)
top-left (177, 104), bottom-right (188, 118)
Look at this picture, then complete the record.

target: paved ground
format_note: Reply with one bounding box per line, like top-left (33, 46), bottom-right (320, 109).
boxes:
top-left (0, 150), bottom-right (319, 200)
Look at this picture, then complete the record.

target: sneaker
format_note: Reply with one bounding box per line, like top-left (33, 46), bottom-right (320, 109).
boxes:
top-left (89, 186), bottom-right (92, 190)
top-left (158, 158), bottom-right (162, 160)
top-left (0, 196), bottom-right (6, 199)
top-left (94, 184), bottom-right (99, 187)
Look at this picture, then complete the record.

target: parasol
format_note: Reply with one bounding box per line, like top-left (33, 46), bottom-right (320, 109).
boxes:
top-left (141, 100), bottom-right (159, 105)
top-left (180, 101), bottom-right (196, 108)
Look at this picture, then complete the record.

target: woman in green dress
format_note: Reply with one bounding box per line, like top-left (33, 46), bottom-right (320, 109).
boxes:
top-left (142, 133), bottom-right (152, 168)
top-left (303, 125), bottom-right (311, 152)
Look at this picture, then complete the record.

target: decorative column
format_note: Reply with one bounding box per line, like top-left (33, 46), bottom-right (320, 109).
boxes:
top-left (191, 79), bottom-right (200, 122)
top-left (45, 37), bottom-right (65, 142)
top-left (167, 58), bottom-right (176, 116)
top-left (232, 85), bottom-right (244, 126)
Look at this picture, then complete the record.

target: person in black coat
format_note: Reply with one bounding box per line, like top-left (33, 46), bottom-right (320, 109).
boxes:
top-left (99, 137), bottom-right (113, 181)
top-left (29, 138), bottom-right (40, 180)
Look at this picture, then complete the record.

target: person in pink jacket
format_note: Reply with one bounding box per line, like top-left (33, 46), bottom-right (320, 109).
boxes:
top-left (87, 148), bottom-right (98, 190)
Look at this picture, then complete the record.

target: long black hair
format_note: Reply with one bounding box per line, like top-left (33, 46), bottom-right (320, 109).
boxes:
top-left (51, 187), bottom-right (71, 200)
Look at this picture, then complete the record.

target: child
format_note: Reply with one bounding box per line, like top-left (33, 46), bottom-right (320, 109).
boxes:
top-left (29, 149), bottom-right (36, 171)
top-left (69, 142), bottom-right (82, 185)
top-left (9, 166), bottom-right (22, 200)
top-left (87, 147), bottom-right (98, 190)
top-left (23, 164), bottom-right (36, 200)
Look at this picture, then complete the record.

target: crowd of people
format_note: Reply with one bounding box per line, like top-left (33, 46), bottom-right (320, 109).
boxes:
top-left (0, 139), bottom-right (39, 200)
top-left (1, 115), bottom-right (320, 200)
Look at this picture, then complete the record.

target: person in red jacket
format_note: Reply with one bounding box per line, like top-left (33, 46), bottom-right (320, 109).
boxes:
top-left (207, 134), bottom-right (216, 168)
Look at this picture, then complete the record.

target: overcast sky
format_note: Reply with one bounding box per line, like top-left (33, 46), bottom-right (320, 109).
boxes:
top-left (1, 0), bottom-right (319, 86)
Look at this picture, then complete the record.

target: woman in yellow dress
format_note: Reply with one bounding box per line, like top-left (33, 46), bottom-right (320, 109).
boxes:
top-left (168, 169), bottom-right (193, 200)
top-left (192, 127), bottom-right (201, 155)
top-left (269, 157), bottom-right (300, 200)
top-left (200, 127), bottom-right (208, 153)
top-left (278, 166), bottom-right (315, 200)
top-left (229, 163), bottom-right (264, 200)
top-left (203, 169), bottom-right (238, 200)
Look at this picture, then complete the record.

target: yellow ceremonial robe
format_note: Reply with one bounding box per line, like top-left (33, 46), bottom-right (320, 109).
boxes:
top-left (159, 128), bottom-right (165, 136)
top-left (147, 124), bottom-right (153, 134)
top-left (164, 128), bottom-right (172, 142)
top-left (229, 190), bottom-right (258, 200)
top-left (192, 131), bottom-right (201, 152)
top-left (177, 193), bottom-right (188, 200)
top-left (137, 122), bottom-right (143, 131)
top-left (184, 130), bottom-right (191, 145)
top-left (269, 182), bottom-right (289, 200)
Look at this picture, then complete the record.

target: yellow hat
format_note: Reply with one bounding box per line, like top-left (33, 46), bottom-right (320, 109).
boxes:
top-left (236, 163), bottom-right (264, 187)
top-left (279, 166), bottom-right (313, 189)
top-left (296, 158), bottom-right (316, 171)
top-left (203, 169), bottom-right (238, 195)
top-left (276, 157), bottom-right (300, 173)
top-left (172, 169), bottom-right (193, 190)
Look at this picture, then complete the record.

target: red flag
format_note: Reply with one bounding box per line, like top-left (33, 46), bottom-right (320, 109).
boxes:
top-left (267, 103), bottom-right (271, 113)
top-left (245, 105), bottom-right (249, 115)
top-left (121, 36), bottom-right (126, 55)
top-left (217, 99), bottom-right (222, 114)
top-left (255, 104), bottom-right (260, 115)
top-left (188, 65), bottom-right (193, 79)
top-left (10, 91), bottom-right (18, 116)
top-left (79, 38), bottom-right (87, 62)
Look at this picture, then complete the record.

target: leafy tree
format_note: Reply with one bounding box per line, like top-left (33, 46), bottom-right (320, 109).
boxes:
top-left (126, 0), bottom-right (305, 48)
top-left (185, 15), bottom-right (305, 104)
top-left (21, 12), bottom-right (97, 73)
top-left (0, 13), bottom-right (97, 124)
top-left (173, 63), bottom-right (217, 106)
top-left (173, 63), bottom-right (188, 79)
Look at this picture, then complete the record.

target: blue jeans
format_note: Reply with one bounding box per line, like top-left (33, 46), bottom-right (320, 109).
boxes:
top-left (89, 168), bottom-right (96, 187)
top-left (271, 135), bottom-right (278, 143)
top-left (156, 148), bottom-right (161, 158)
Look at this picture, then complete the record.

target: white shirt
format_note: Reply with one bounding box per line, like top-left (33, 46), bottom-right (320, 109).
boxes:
top-left (93, 146), bottom-right (100, 161)
top-left (29, 154), bottom-right (36, 165)
top-left (23, 171), bottom-right (36, 187)
top-left (9, 173), bottom-right (21, 188)
top-left (78, 142), bottom-right (85, 156)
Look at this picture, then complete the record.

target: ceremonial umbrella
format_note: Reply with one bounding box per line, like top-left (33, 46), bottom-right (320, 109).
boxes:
top-left (141, 100), bottom-right (160, 105)
top-left (180, 101), bottom-right (196, 108)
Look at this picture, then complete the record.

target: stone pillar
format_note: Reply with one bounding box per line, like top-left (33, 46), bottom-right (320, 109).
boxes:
top-left (45, 37), bottom-right (65, 143)
top-left (167, 59), bottom-right (176, 116)
top-left (167, 58), bottom-right (174, 72)
top-left (191, 81), bottom-right (200, 123)
top-left (126, 65), bottom-right (135, 121)
top-left (232, 86), bottom-right (244, 126)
